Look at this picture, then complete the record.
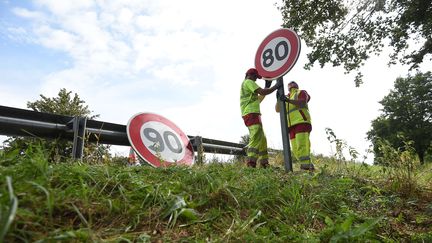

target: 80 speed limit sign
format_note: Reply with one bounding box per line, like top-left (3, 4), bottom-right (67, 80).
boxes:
top-left (255, 28), bottom-right (301, 80)
top-left (127, 113), bottom-right (194, 167)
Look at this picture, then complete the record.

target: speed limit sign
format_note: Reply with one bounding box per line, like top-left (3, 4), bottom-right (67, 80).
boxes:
top-left (127, 113), bottom-right (195, 167)
top-left (255, 28), bottom-right (301, 80)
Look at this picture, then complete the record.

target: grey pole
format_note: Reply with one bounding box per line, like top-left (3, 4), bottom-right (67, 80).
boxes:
top-left (72, 117), bottom-right (87, 160)
top-left (193, 136), bottom-right (204, 165)
top-left (277, 77), bottom-right (293, 172)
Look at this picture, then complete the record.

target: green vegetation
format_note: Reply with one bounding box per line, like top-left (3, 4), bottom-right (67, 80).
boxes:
top-left (1, 144), bottom-right (431, 242)
top-left (4, 89), bottom-right (110, 163)
top-left (279, 0), bottom-right (432, 86)
top-left (368, 72), bottom-right (432, 165)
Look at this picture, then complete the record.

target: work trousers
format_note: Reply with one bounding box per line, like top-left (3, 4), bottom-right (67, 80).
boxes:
top-left (247, 124), bottom-right (269, 163)
top-left (290, 131), bottom-right (311, 163)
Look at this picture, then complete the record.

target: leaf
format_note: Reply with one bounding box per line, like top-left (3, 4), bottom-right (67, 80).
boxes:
top-left (161, 196), bottom-right (186, 219)
top-left (241, 210), bottom-right (262, 230)
top-left (349, 216), bottom-right (383, 238)
top-left (325, 216), bottom-right (334, 226)
top-left (28, 181), bottom-right (53, 218)
top-left (71, 203), bottom-right (89, 227)
top-left (178, 208), bottom-right (199, 221)
top-left (340, 216), bottom-right (354, 232)
top-left (0, 177), bottom-right (19, 241)
top-left (330, 216), bottom-right (383, 242)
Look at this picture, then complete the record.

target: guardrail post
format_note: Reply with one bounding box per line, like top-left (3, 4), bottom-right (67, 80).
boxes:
top-left (193, 136), bottom-right (204, 165)
top-left (72, 117), bottom-right (87, 160)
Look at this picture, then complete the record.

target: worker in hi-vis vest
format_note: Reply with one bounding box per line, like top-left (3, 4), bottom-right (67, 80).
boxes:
top-left (240, 68), bottom-right (280, 168)
top-left (275, 81), bottom-right (313, 167)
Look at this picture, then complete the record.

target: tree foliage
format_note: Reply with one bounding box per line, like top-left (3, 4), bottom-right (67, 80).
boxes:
top-left (5, 89), bottom-right (110, 162)
top-left (279, 0), bottom-right (432, 86)
top-left (27, 89), bottom-right (98, 119)
top-left (367, 72), bottom-right (432, 164)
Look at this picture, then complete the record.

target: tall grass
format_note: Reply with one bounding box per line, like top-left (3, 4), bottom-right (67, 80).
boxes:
top-left (0, 143), bottom-right (431, 242)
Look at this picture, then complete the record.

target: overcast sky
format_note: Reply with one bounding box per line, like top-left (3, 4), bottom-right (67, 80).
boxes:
top-left (1, 0), bottom-right (430, 163)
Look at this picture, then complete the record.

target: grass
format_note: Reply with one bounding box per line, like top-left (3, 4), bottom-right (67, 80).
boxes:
top-left (0, 145), bottom-right (431, 242)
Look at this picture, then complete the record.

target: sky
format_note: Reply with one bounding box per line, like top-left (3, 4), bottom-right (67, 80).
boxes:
top-left (1, 0), bottom-right (430, 163)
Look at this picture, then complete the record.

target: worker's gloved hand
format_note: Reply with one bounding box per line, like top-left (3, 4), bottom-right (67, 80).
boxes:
top-left (265, 80), bottom-right (272, 88)
top-left (276, 87), bottom-right (288, 101)
top-left (280, 95), bottom-right (288, 102)
top-left (275, 88), bottom-right (283, 99)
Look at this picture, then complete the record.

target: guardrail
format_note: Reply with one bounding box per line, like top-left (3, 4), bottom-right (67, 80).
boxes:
top-left (0, 105), bottom-right (246, 163)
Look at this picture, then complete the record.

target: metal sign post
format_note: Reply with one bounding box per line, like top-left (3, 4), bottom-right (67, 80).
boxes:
top-left (276, 77), bottom-right (293, 172)
top-left (255, 28), bottom-right (301, 172)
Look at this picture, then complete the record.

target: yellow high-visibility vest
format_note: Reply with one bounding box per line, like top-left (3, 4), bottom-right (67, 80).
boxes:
top-left (240, 79), bottom-right (260, 116)
top-left (286, 88), bottom-right (311, 127)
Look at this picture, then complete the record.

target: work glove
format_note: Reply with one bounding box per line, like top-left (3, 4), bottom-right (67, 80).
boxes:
top-left (265, 80), bottom-right (272, 88)
top-left (280, 95), bottom-right (288, 102)
top-left (276, 87), bottom-right (284, 99)
top-left (276, 93), bottom-right (288, 102)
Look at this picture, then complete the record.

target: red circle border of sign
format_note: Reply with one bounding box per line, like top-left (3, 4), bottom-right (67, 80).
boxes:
top-left (127, 113), bottom-right (195, 167)
top-left (254, 28), bottom-right (301, 80)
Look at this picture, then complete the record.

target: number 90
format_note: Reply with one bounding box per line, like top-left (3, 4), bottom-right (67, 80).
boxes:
top-left (143, 128), bottom-right (183, 153)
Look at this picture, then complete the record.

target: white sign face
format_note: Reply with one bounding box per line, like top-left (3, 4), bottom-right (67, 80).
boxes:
top-left (260, 37), bottom-right (292, 72)
top-left (140, 121), bottom-right (186, 163)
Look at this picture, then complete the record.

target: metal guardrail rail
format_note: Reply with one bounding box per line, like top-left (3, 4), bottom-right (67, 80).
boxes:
top-left (0, 105), bottom-right (246, 161)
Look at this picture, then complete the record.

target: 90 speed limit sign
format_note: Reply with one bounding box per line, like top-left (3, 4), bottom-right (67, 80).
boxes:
top-left (255, 28), bottom-right (301, 80)
top-left (127, 113), bottom-right (194, 167)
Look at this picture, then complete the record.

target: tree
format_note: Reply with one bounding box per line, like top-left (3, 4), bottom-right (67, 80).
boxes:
top-left (279, 0), bottom-right (432, 86)
top-left (27, 88), bottom-right (98, 119)
top-left (5, 89), bottom-right (110, 162)
top-left (367, 72), bottom-right (432, 164)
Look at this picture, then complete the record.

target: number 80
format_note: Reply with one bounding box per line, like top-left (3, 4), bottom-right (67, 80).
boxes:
top-left (262, 40), bottom-right (289, 68)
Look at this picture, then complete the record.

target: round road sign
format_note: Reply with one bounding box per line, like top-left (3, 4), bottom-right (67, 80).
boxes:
top-left (255, 28), bottom-right (301, 80)
top-left (127, 113), bottom-right (194, 167)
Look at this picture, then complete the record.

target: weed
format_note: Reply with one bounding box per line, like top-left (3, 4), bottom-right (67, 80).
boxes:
top-left (321, 214), bottom-right (383, 242)
top-left (377, 139), bottom-right (421, 197)
top-left (0, 177), bottom-right (18, 242)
